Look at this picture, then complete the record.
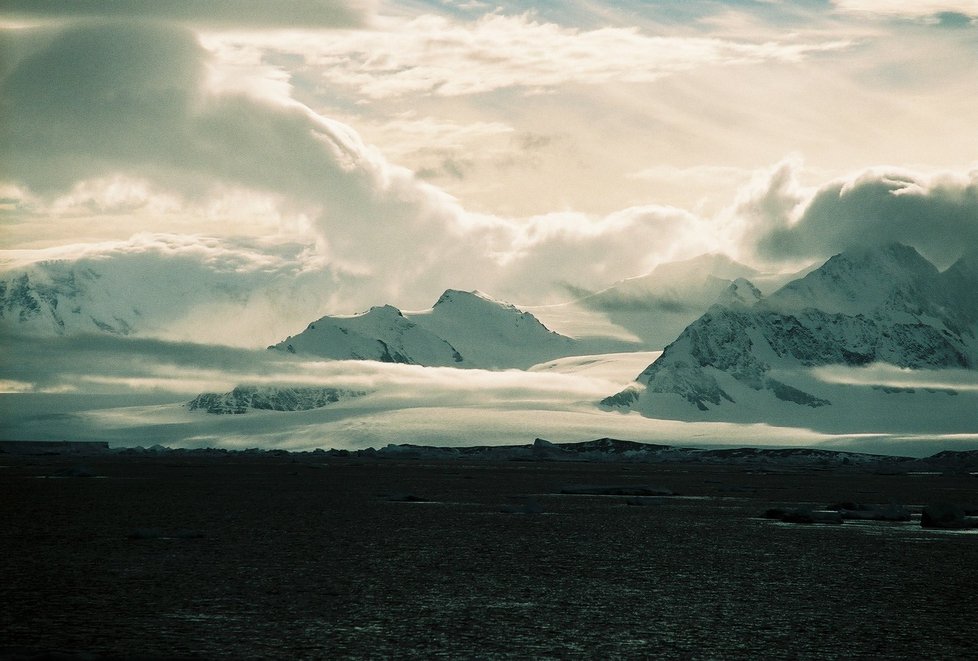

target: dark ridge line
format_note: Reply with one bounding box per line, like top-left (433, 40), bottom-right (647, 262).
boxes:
top-left (4, 438), bottom-right (977, 471)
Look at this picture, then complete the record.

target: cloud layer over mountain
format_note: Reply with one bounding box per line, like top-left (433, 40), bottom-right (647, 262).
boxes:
top-left (737, 161), bottom-right (978, 269)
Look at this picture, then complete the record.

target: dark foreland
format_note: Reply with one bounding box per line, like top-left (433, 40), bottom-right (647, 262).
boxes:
top-left (2, 440), bottom-right (977, 659)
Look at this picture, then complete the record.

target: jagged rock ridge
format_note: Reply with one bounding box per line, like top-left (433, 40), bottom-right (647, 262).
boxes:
top-left (347, 438), bottom-right (978, 470)
top-left (188, 386), bottom-right (365, 414)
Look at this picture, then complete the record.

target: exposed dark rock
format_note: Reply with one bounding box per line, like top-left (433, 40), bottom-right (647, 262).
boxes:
top-left (921, 503), bottom-right (978, 529)
top-left (0, 441), bottom-right (111, 456)
top-left (599, 386), bottom-right (641, 408)
top-left (188, 386), bottom-right (364, 414)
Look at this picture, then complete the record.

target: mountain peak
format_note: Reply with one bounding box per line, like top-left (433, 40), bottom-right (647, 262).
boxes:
top-left (271, 289), bottom-right (579, 370)
top-left (716, 278), bottom-right (763, 308)
top-left (410, 289), bottom-right (577, 369)
top-left (766, 242), bottom-right (942, 317)
top-left (645, 252), bottom-right (759, 284)
top-left (941, 249), bottom-right (978, 325)
top-left (433, 289), bottom-right (505, 309)
top-left (823, 242), bottom-right (936, 275)
top-left (363, 304), bottom-right (404, 318)
top-left (945, 248), bottom-right (978, 278)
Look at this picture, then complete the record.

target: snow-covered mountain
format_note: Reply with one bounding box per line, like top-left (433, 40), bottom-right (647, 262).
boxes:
top-left (409, 289), bottom-right (580, 368)
top-left (0, 240), bottom-right (342, 346)
top-left (270, 304), bottom-right (466, 366)
top-left (603, 243), bottom-right (978, 422)
top-left (269, 289), bottom-right (581, 369)
top-left (530, 253), bottom-right (806, 349)
top-left (0, 265), bottom-right (141, 336)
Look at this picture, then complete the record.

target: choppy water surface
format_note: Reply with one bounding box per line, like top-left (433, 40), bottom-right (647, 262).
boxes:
top-left (2, 455), bottom-right (976, 659)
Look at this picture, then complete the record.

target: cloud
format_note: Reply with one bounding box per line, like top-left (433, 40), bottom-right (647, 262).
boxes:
top-left (0, 201), bottom-right (724, 350)
top-left (238, 12), bottom-right (852, 99)
top-left (2, 6), bottom-right (975, 328)
top-left (813, 363), bottom-right (978, 391)
top-left (0, 1), bottom-right (373, 28)
top-left (0, 18), bottom-right (731, 316)
top-left (0, 21), bottom-right (478, 303)
top-left (460, 203), bottom-right (729, 304)
top-left (0, 331), bottom-right (632, 404)
top-left (832, 1), bottom-right (978, 20)
top-left (732, 161), bottom-right (978, 268)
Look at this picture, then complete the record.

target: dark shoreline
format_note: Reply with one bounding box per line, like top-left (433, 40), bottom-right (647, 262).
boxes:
top-left (3, 448), bottom-right (978, 659)
top-left (4, 437), bottom-right (978, 472)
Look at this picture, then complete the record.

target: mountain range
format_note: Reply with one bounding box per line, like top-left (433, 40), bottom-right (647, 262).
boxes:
top-left (0, 250), bottom-right (814, 364)
top-left (0, 266), bottom-right (140, 336)
top-left (603, 243), bottom-right (978, 424)
top-left (530, 253), bottom-right (806, 348)
top-left (0, 253), bottom-right (320, 344)
top-left (4, 241), bottom-right (976, 435)
top-left (269, 289), bottom-right (582, 369)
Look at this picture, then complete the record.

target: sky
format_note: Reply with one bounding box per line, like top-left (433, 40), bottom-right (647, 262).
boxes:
top-left (2, 0), bottom-right (977, 324)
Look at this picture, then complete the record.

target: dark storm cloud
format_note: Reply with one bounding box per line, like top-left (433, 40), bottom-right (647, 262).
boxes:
top-left (747, 167), bottom-right (978, 269)
top-left (0, 1), bottom-right (371, 28)
top-left (0, 23), bottom-right (204, 193)
top-left (0, 21), bottom-right (377, 204)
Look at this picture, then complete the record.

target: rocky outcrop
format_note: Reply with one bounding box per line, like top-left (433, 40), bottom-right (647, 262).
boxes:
top-left (188, 386), bottom-right (364, 414)
top-left (921, 503), bottom-right (978, 529)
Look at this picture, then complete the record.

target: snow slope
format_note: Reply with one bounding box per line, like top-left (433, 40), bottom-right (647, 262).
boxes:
top-left (407, 290), bottom-right (580, 369)
top-left (270, 304), bottom-right (466, 367)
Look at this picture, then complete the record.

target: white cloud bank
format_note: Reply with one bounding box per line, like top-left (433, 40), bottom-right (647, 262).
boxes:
top-left (833, 1), bottom-right (978, 19)
top-left (0, 336), bottom-right (846, 451)
top-left (731, 159), bottom-right (978, 269)
top-left (0, 17), bottom-right (741, 312)
top-left (241, 13), bottom-right (851, 99)
top-left (813, 364), bottom-right (978, 392)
